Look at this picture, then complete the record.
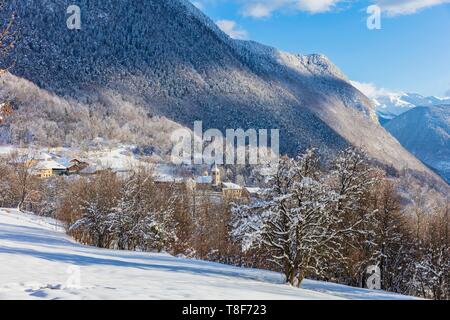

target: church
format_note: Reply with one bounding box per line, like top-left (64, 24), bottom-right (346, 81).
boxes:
top-left (195, 166), bottom-right (244, 200)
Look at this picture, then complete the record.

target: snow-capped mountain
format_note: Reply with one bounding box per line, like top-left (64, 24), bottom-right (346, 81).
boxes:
top-left (0, 0), bottom-right (441, 181)
top-left (376, 93), bottom-right (450, 123)
top-left (384, 105), bottom-right (450, 183)
top-left (350, 82), bottom-right (450, 124)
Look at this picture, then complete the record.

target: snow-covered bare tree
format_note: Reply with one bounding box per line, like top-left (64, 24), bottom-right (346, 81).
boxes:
top-left (232, 149), bottom-right (362, 286)
top-left (67, 171), bottom-right (121, 247)
top-left (0, 154), bottom-right (14, 206)
top-left (6, 151), bottom-right (41, 211)
top-left (330, 148), bottom-right (378, 218)
top-left (370, 180), bottom-right (413, 293)
top-left (106, 187), bottom-right (135, 250)
top-left (70, 195), bottom-right (111, 247)
top-left (325, 147), bottom-right (381, 287)
top-left (414, 204), bottom-right (449, 300)
top-left (107, 167), bottom-right (178, 252)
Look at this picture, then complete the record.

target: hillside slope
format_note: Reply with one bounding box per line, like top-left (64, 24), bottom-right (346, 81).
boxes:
top-left (385, 105), bottom-right (450, 183)
top-left (0, 0), bottom-right (438, 178)
top-left (0, 209), bottom-right (416, 300)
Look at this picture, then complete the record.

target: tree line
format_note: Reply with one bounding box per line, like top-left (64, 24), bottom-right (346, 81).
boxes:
top-left (0, 148), bottom-right (448, 299)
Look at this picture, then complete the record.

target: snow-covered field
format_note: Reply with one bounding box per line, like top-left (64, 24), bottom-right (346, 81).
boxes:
top-left (0, 209), bottom-right (416, 300)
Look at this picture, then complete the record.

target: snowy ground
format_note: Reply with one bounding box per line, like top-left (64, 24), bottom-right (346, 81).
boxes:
top-left (0, 209), bottom-right (417, 300)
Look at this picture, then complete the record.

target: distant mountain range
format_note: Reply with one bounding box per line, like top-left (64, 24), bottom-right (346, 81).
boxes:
top-left (384, 105), bottom-right (450, 183)
top-left (374, 92), bottom-right (450, 125)
top-left (0, 0), bottom-right (445, 188)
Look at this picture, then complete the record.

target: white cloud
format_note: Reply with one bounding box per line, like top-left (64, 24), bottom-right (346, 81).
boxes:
top-left (195, 0), bottom-right (450, 18)
top-left (244, 3), bottom-right (274, 18)
top-left (350, 80), bottom-right (400, 99)
top-left (216, 20), bottom-right (249, 39)
top-left (295, 0), bottom-right (345, 12)
top-left (373, 0), bottom-right (450, 16)
top-left (242, 0), bottom-right (345, 18)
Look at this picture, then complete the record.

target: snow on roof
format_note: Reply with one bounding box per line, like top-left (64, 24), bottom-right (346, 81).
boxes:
top-left (155, 175), bottom-right (185, 183)
top-left (196, 176), bottom-right (212, 184)
top-left (245, 187), bottom-right (261, 194)
top-left (0, 145), bottom-right (14, 155)
top-left (222, 182), bottom-right (242, 190)
top-left (36, 152), bottom-right (53, 161)
top-left (54, 156), bottom-right (73, 168)
top-left (35, 160), bottom-right (66, 170)
top-left (69, 158), bottom-right (89, 165)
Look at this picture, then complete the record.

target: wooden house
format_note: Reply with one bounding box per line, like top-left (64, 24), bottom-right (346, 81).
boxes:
top-left (67, 159), bottom-right (89, 174)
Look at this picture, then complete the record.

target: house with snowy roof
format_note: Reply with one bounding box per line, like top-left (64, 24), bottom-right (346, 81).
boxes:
top-left (221, 182), bottom-right (243, 199)
top-left (67, 159), bottom-right (89, 174)
top-left (34, 160), bottom-right (67, 178)
top-left (243, 187), bottom-right (261, 199)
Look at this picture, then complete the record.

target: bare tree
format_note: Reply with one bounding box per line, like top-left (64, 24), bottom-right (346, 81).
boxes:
top-left (7, 151), bottom-right (40, 211)
top-left (233, 150), bottom-right (356, 286)
top-left (415, 203), bottom-right (450, 300)
top-left (0, 154), bottom-right (14, 206)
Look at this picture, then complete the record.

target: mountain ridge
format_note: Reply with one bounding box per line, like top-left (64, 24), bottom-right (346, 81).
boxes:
top-left (350, 81), bottom-right (450, 124)
top-left (385, 105), bottom-right (450, 183)
top-left (0, 0), bottom-right (445, 187)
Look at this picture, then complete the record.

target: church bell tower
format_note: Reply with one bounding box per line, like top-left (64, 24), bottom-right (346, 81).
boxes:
top-left (211, 165), bottom-right (221, 187)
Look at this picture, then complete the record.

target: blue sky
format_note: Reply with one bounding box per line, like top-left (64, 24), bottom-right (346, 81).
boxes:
top-left (192, 0), bottom-right (450, 97)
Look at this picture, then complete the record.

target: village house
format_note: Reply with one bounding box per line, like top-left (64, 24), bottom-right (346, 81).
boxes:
top-left (221, 182), bottom-right (243, 200)
top-left (66, 159), bottom-right (89, 175)
top-left (25, 152), bottom-right (51, 170)
top-left (29, 154), bottom-right (90, 178)
top-left (195, 172), bottom-right (214, 191)
top-left (242, 187), bottom-right (261, 200)
top-left (34, 159), bottom-right (67, 178)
